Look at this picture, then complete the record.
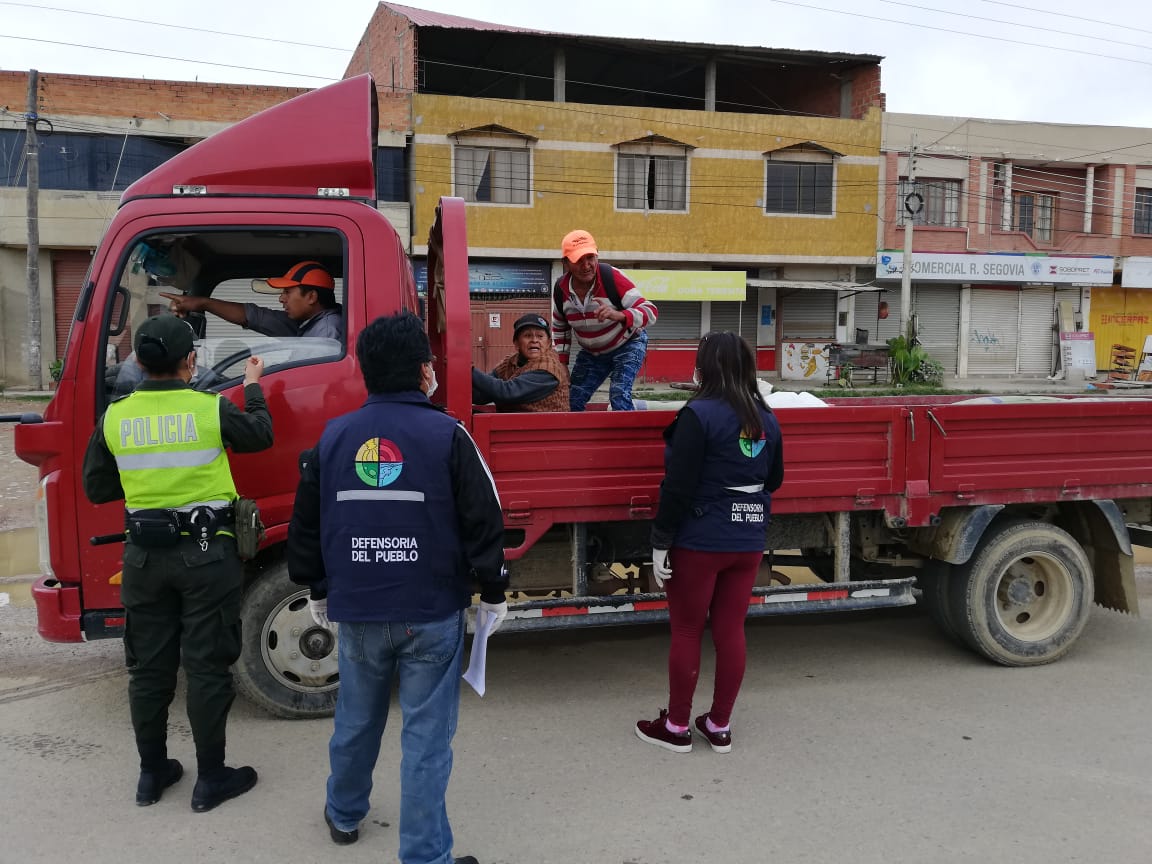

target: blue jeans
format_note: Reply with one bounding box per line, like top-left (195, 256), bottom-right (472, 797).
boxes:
top-left (325, 610), bottom-right (465, 864)
top-left (569, 330), bottom-right (648, 411)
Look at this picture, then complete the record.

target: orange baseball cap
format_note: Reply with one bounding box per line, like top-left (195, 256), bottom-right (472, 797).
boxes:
top-left (252, 260), bottom-right (335, 294)
top-left (561, 230), bottom-right (598, 263)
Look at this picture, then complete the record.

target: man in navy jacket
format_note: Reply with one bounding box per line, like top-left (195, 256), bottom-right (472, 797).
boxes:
top-left (288, 312), bottom-right (505, 864)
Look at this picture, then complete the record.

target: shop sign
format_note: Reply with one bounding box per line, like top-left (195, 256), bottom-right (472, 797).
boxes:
top-left (1121, 257), bottom-right (1152, 288)
top-left (412, 261), bottom-right (551, 295)
top-left (876, 251), bottom-right (1114, 285)
top-left (1059, 331), bottom-right (1096, 371)
top-left (620, 270), bottom-right (747, 302)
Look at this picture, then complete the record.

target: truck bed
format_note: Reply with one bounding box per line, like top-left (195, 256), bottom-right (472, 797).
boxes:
top-left (472, 397), bottom-right (1152, 557)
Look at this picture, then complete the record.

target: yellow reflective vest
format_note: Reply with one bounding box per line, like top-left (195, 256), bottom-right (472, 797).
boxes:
top-left (104, 388), bottom-right (238, 510)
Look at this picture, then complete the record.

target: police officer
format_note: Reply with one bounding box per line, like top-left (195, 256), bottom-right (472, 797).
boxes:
top-left (82, 313), bottom-right (274, 810)
top-left (287, 312), bottom-right (505, 863)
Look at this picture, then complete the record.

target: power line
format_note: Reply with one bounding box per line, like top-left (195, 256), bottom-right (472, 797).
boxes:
top-left (0, 2), bottom-right (352, 51)
top-left (0, 33), bottom-right (339, 81)
top-left (976, 0), bottom-right (1152, 39)
top-left (8, 41), bottom-right (1152, 162)
top-left (871, 0), bottom-right (1152, 53)
top-left (764, 0), bottom-right (1152, 67)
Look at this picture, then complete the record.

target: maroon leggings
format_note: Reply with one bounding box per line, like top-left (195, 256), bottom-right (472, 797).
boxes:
top-left (665, 547), bottom-right (762, 728)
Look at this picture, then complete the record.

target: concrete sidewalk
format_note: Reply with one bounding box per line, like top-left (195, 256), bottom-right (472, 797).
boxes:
top-left (635, 373), bottom-right (1152, 398)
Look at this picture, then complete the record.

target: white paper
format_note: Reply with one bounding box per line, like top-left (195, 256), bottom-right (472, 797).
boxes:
top-left (462, 608), bottom-right (497, 696)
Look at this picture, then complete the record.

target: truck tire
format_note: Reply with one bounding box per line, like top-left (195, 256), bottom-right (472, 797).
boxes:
top-left (233, 561), bottom-right (340, 719)
top-left (947, 521), bottom-right (1093, 666)
top-left (917, 560), bottom-right (961, 645)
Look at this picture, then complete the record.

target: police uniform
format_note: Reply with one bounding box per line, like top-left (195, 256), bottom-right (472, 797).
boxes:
top-left (82, 314), bottom-right (273, 806)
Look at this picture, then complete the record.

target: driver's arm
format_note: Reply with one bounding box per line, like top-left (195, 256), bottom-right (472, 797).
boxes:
top-left (161, 292), bottom-right (249, 327)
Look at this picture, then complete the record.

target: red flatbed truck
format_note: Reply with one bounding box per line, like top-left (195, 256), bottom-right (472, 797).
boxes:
top-left (8, 76), bottom-right (1151, 718)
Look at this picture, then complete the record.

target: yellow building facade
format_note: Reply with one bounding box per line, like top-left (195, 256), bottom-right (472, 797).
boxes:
top-left (411, 94), bottom-right (882, 264)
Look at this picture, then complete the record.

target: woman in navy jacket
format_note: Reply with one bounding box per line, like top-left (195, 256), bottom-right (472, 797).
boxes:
top-left (636, 331), bottom-right (784, 754)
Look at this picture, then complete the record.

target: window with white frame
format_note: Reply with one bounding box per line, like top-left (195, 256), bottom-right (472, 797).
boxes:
top-left (454, 145), bottom-right (530, 205)
top-left (1014, 192), bottom-right (1055, 243)
top-left (764, 153), bottom-right (834, 215)
top-left (616, 152), bottom-right (687, 211)
top-left (897, 179), bottom-right (961, 227)
top-left (1136, 187), bottom-right (1152, 235)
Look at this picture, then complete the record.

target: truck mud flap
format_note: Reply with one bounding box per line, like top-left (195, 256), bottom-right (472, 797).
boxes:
top-left (496, 578), bottom-right (917, 632)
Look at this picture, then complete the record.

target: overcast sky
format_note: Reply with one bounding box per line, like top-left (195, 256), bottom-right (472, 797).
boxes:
top-left (2, 0), bottom-right (1151, 128)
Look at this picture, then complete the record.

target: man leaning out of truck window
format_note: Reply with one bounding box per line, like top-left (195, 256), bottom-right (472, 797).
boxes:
top-left (161, 260), bottom-right (344, 341)
top-left (471, 313), bottom-right (571, 412)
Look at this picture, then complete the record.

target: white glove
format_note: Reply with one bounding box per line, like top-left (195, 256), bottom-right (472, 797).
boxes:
top-left (479, 600), bottom-right (508, 635)
top-left (652, 549), bottom-right (673, 589)
top-left (307, 597), bottom-right (331, 629)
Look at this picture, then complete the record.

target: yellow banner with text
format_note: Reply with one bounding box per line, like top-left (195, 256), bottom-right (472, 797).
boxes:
top-left (620, 270), bottom-right (747, 302)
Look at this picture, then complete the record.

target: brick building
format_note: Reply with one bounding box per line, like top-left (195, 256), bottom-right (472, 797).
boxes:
top-left (877, 113), bottom-right (1152, 378)
top-left (347, 2), bottom-right (886, 381)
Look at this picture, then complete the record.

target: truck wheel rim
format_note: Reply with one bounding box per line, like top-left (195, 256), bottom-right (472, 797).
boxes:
top-left (259, 590), bottom-right (340, 694)
top-left (994, 552), bottom-right (1074, 642)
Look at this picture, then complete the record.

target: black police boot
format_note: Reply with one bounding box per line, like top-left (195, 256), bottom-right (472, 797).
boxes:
top-left (136, 758), bottom-right (184, 806)
top-left (190, 765), bottom-right (258, 813)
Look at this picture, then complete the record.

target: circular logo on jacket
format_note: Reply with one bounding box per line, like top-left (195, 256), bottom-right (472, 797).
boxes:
top-left (355, 437), bottom-right (404, 487)
top-left (739, 433), bottom-right (767, 458)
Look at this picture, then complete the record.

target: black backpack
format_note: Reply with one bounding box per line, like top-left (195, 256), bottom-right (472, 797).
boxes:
top-left (552, 263), bottom-right (623, 320)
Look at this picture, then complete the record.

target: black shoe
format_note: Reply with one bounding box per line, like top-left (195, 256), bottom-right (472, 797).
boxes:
top-left (324, 808), bottom-right (359, 845)
top-left (454, 858), bottom-right (480, 864)
top-left (190, 765), bottom-right (258, 812)
top-left (136, 758), bottom-right (183, 806)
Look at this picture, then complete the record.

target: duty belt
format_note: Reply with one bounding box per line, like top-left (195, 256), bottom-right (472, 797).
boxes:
top-left (125, 504), bottom-right (235, 545)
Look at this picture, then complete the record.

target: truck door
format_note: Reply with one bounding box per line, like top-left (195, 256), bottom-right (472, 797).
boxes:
top-left (72, 208), bottom-right (370, 622)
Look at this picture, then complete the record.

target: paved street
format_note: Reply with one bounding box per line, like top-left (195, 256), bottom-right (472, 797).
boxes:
top-left (3, 581), bottom-right (1152, 864)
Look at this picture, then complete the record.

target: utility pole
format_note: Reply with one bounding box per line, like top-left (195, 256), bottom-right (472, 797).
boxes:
top-left (25, 69), bottom-right (43, 391)
top-left (900, 134), bottom-right (919, 341)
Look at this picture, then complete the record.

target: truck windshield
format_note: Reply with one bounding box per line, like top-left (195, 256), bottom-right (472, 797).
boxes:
top-left (100, 229), bottom-right (347, 400)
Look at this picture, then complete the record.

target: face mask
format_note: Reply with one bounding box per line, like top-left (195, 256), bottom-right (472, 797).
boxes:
top-left (425, 366), bottom-right (438, 399)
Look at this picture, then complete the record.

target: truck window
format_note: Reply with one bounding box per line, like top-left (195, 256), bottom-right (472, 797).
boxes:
top-left (99, 229), bottom-right (347, 400)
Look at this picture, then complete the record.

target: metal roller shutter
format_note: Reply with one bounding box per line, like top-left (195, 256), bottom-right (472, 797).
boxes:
top-left (781, 290), bottom-right (836, 340)
top-left (1018, 287), bottom-right (1057, 375)
top-left (913, 285), bottom-right (960, 373)
top-left (51, 250), bottom-right (93, 361)
top-left (710, 296), bottom-right (759, 345)
top-left (853, 291), bottom-right (902, 344)
top-left (968, 287), bottom-right (1020, 375)
top-left (647, 301), bottom-right (702, 341)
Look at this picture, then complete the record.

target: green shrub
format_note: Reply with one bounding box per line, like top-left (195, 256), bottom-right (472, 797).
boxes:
top-left (49, 359), bottom-right (63, 382)
top-left (887, 335), bottom-right (944, 386)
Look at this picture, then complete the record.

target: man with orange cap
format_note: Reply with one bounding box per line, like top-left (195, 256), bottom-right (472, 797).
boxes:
top-left (162, 260), bottom-right (343, 341)
top-left (552, 230), bottom-right (658, 410)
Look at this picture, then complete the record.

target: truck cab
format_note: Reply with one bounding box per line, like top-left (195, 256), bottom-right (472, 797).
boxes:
top-left (14, 75), bottom-right (432, 716)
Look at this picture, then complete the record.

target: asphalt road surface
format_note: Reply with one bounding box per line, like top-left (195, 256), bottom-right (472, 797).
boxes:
top-left (3, 581), bottom-right (1152, 864)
